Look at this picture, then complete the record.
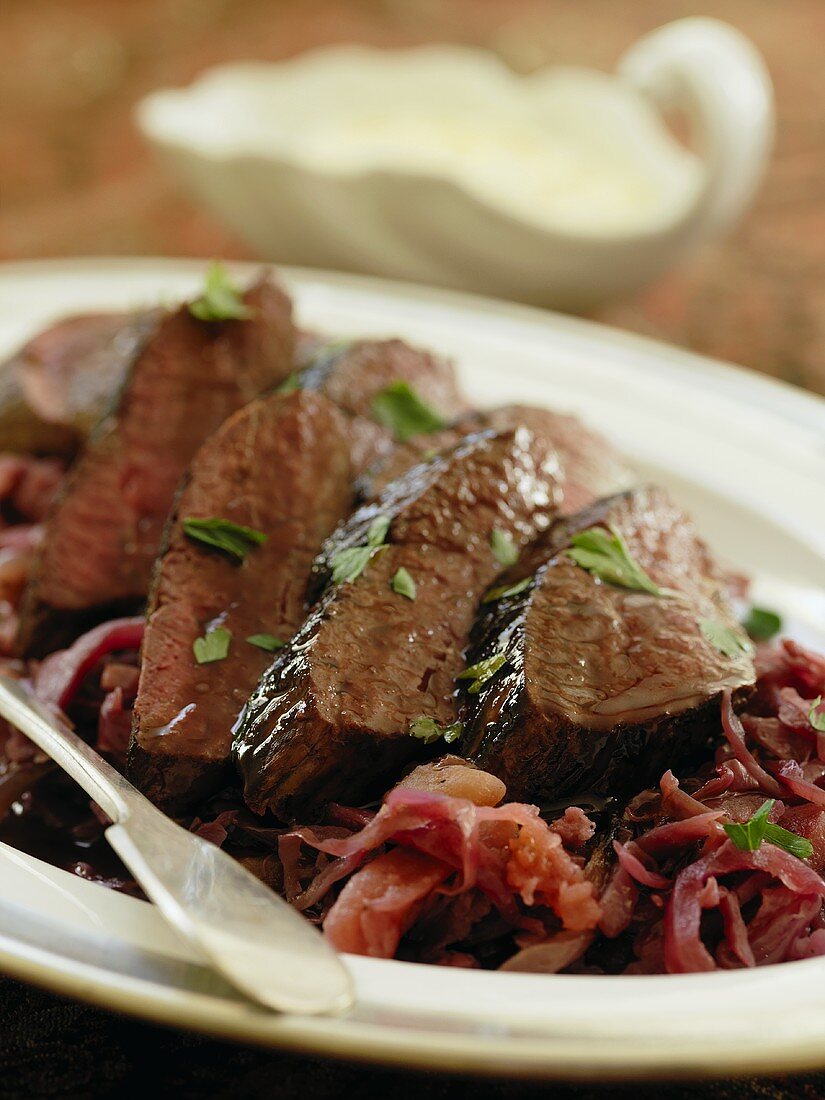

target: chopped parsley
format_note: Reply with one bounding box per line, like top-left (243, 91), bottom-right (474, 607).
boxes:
top-left (183, 517), bottom-right (267, 564)
top-left (566, 525), bottom-right (666, 596)
top-left (371, 381), bottom-right (446, 442)
top-left (457, 652), bottom-right (508, 695)
top-left (699, 618), bottom-right (753, 659)
top-left (330, 546), bottom-right (374, 585)
top-left (246, 633), bottom-right (285, 653)
top-left (193, 625), bottom-right (232, 665)
top-left (366, 516), bottom-right (390, 547)
top-left (189, 262), bottom-right (255, 323)
top-left (724, 798), bottom-right (813, 860)
top-left (810, 696), bottom-right (825, 734)
top-left (391, 567), bottom-right (416, 600)
top-left (765, 822), bottom-right (816, 860)
top-left (490, 528), bottom-right (519, 567)
top-left (722, 798), bottom-right (772, 851)
top-left (409, 716), bottom-right (463, 746)
top-left (330, 513), bottom-right (390, 585)
top-left (276, 372), bottom-right (301, 394)
top-left (741, 605), bottom-right (783, 642)
top-left (482, 576), bottom-right (532, 604)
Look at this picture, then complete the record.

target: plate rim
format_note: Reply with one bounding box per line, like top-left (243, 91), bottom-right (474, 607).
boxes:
top-left (2, 255), bottom-right (823, 432)
top-left (3, 857), bottom-right (825, 1084)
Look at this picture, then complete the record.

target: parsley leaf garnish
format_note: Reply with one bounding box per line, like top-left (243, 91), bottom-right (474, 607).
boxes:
top-left (699, 618), bottom-right (753, 659)
top-left (490, 528), bottom-right (519, 567)
top-left (246, 633), bottom-right (285, 652)
top-left (391, 567), bottom-right (416, 600)
top-left (189, 263), bottom-right (255, 323)
top-left (724, 798), bottom-right (813, 859)
top-left (723, 798), bottom-right (772, 851)
top-left (371, 381), bottom-right (446, 442)
top-left (193, 625), bottom-right (231, 665)
top-left (566, 525), bottom-right (666, 596)
top-left (741, 605), bottom-right (783, 642)
top-left (183, 517), bottom-right (267, 564)
top-left (409, 716), bottom-right (463, 745)
top-left (330, 546), bottom-right (374, 585)
top-left (764, 822), bottom-right (816, 860)
top-left (276, 372), bottom-right (301, 394)
top-left (457, 652), bottom-right (508, 695)
top-left (482, 576), bottom-right (532, 604)
top-left (810, 696), bottom-right (825, 733)
top-left (330, 514), bottom-right (390, 585)
top-left (367, 516), bottom-right (390, 547)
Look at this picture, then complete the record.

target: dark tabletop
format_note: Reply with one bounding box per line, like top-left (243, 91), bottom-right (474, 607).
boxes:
top-left (2, 976), bottom-right (825, 1100)
top-left (2, 1), bottom-right (824, 1096)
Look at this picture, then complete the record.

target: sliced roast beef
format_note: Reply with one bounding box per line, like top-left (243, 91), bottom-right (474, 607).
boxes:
top-left (16, 273), bottom-right (295, 658)
top-left (16, 311), bottom-right (151, 441)
top-left (0, 363), bottom-right (75, 458)
top-left (290, 338), bottom-right (467, 475)
top-left (460, 486), bottom-right (756, 803)
top-left (362, 404), bottom-right (634, 510)
top-left (0, 312), bottom-right (144, 457)
top-left (235, 425), bottom-right (561, 820)
top-left (0, 454), bottom-right (64, 524)
top-left (129, 390), bottom-right (354, 813)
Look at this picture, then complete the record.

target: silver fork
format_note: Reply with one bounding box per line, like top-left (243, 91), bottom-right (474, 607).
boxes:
top-left (0, 676), bottom-right (354, 1016)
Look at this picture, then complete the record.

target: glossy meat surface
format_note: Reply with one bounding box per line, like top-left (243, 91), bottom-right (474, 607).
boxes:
top-left (16, 275), bottom-right (295, 656)
top-left (461, 486), bottom-right (756, 801)
top-left (235, 426), bottom-right (562, 820)
top-left (129, 391), bottom-right (354, 813)
top-left (295, 337), bottom-right (467, 475)
top-left (362, 403), bottom-right (633, 511)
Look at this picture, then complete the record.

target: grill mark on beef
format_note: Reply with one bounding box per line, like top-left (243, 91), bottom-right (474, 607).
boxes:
top-left (360, 403), bottom-right (634, 510)
top-left (128, 390), bottom-right (354, 813)
top-left (460, 486), bottom-right (756, 802)
top-left (234, 426), bottom-right (563, 821)
top-left (16, 274), bottom-right (296, 657)
top-left (293, 338), bottom-right (467, 476)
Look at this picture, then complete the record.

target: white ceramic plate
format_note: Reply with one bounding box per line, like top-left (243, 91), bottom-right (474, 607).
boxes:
top-left (0, 258), bottom-right (824, 1082)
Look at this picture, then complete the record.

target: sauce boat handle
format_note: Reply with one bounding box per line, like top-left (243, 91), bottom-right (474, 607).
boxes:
top-left (618, 17), bottom-right (774, 241)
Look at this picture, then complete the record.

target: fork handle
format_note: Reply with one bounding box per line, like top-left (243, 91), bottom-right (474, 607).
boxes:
top-left (0, 676), bottom-right (132, 822)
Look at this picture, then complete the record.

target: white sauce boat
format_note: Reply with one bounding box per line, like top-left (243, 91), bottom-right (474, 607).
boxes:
top-left (137, 18), bottom-right (773, 309)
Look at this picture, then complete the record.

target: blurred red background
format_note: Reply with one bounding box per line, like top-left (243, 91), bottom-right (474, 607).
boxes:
top-left (1, 0), bottom-right (823, 394)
